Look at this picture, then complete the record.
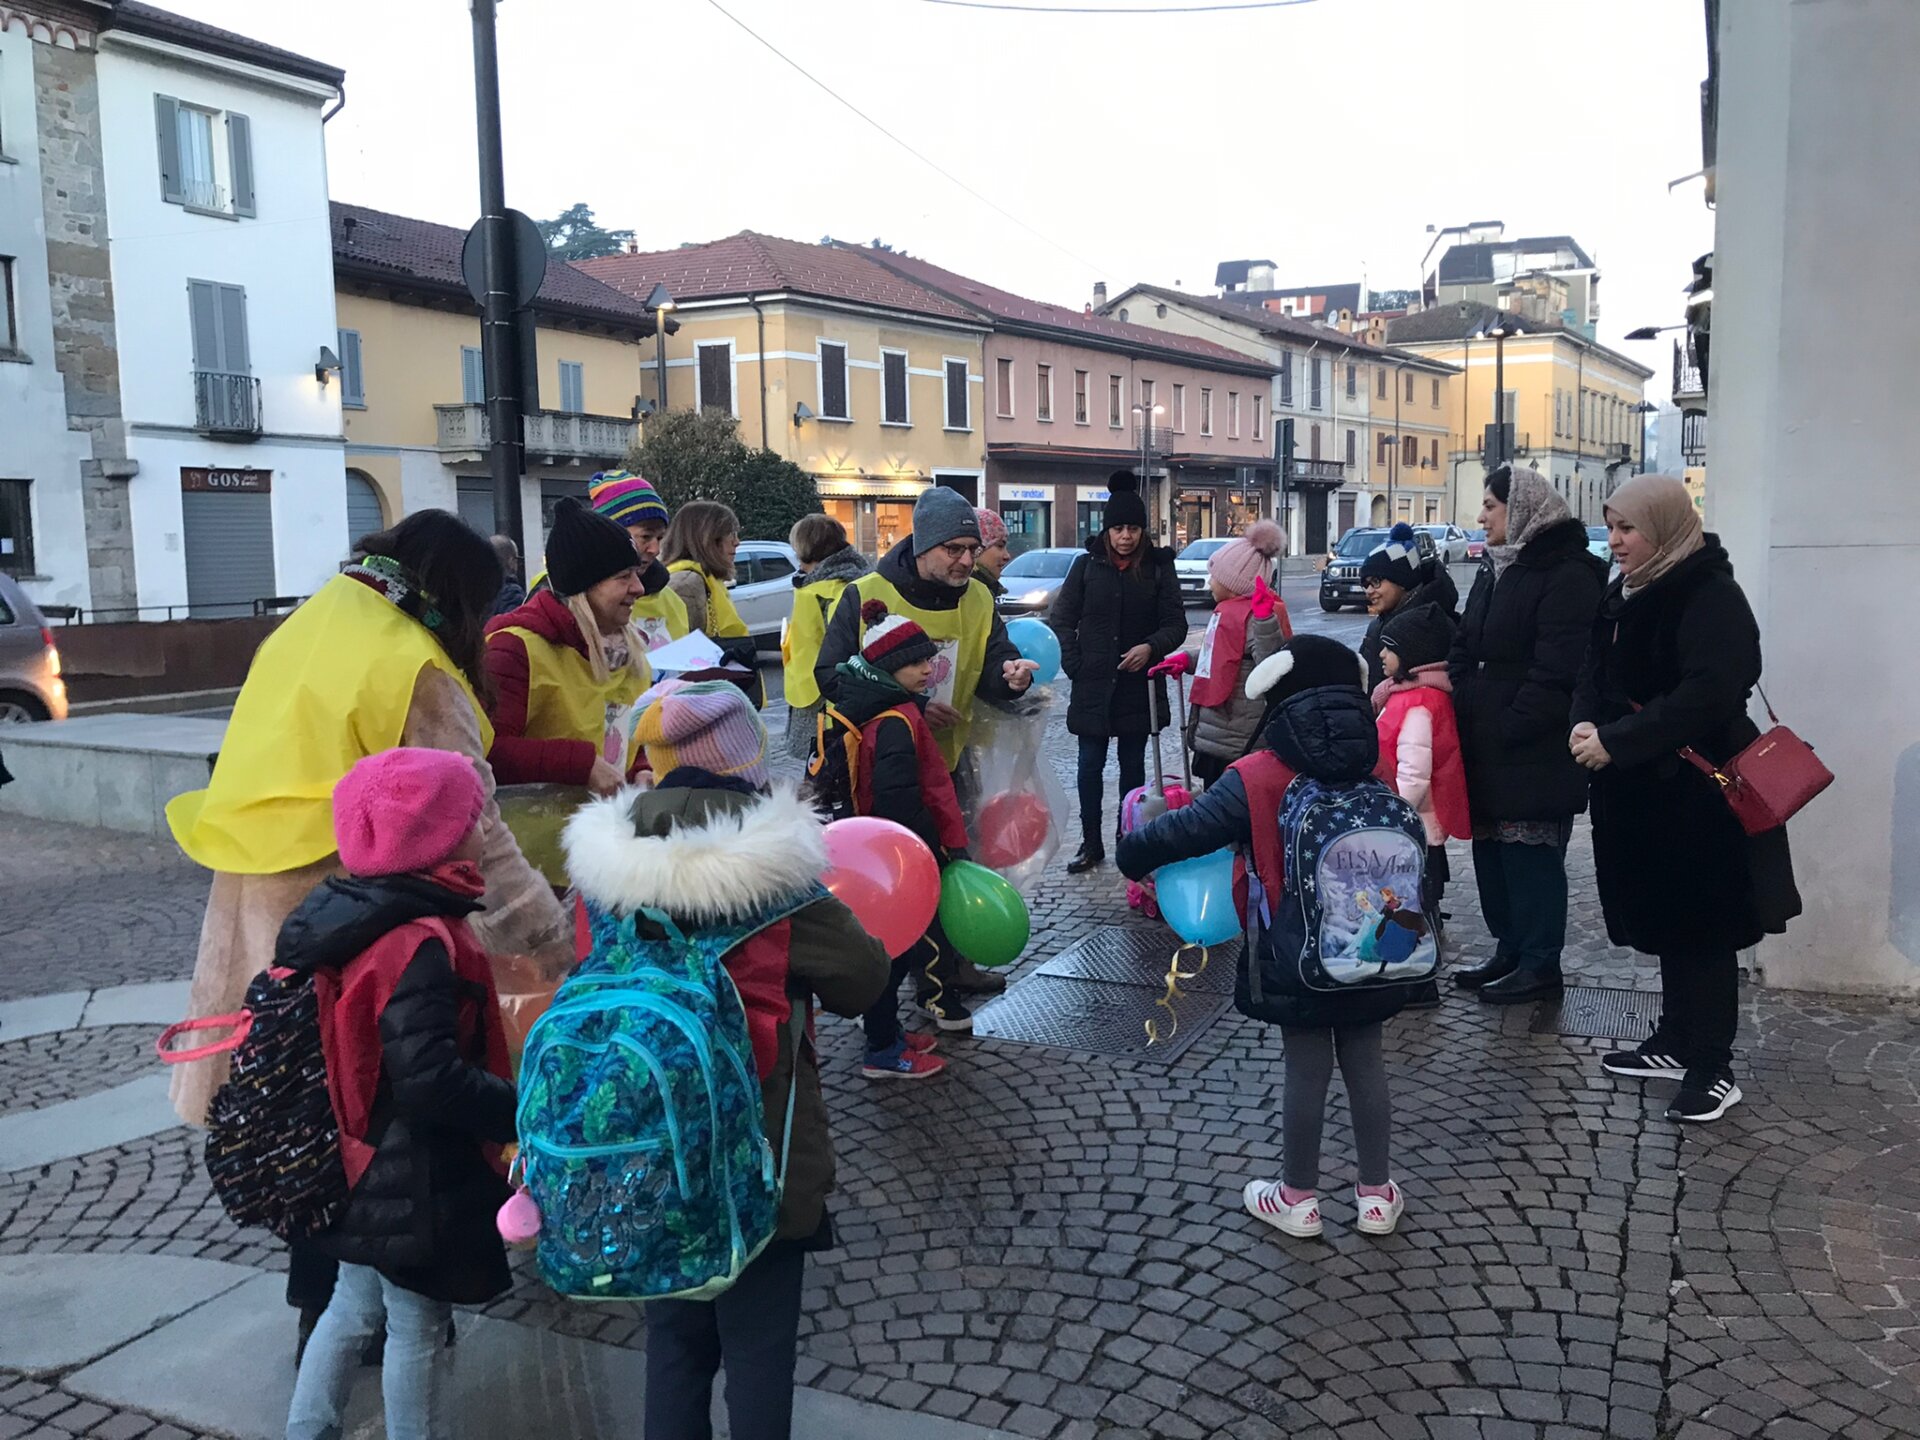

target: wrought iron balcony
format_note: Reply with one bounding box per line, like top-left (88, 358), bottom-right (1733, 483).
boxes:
top-left (1680, 409), bottom-right (1707, 465)
top-left (435, 404), bottom-right (638, 465)
top-left (1481, 425), bottom-right (1531, 464)
top-left (1673, 334), bottom-right (1705, 404)
top-left (194, 370), bottom-right (262, 438)
top-left (1129, 420), bottom-right (1177, 457)
top-left (1283, 456), bottom-right (1347, 486)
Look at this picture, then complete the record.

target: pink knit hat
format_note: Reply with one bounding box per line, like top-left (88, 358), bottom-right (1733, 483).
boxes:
top-left (631, 678), bottom-right (770, 789)
top-left (974, 508), bottom-right (1008, 548)
top-left (332, 747), bottom-right (487, 876)
top-left (1207, 519), bottom-right (1286, 597)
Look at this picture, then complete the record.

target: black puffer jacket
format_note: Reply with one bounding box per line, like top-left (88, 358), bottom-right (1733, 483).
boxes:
top-left (278, 876), bottom-right (516, 1305)
top-left (1573, 542), bottom-right (1801, 955)
top-left (1049, 534), bottom-right (1187, 738)
top-left (1360, 564), bottom-right (1460, 692)
top-left (1117, 685), bottom-right (1413, 1028)
top-left (1448, 519), bottom-right (1606, 824)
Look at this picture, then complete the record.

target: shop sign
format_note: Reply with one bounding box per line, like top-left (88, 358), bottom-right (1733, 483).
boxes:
top-left (1001, 487), bottom-right (1050, 502)
top-left (1074, 486), bottom-right (1110, 502)
top-left (181, 467), bottom-right (272, 494)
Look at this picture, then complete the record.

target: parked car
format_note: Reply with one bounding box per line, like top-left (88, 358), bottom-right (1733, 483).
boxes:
top-left (728, 540), bottom-right (803, 650)
top-left (1419, 523), bottom-right (1472, 565)
top-left (1586, 525), bottom-right (1612, 564)
top-left (1172, 536), bottom-right (1233, 607)
top-left (1319, 526), bottom-right (1439, 613)
top-left (1465, 527), bottom-right (1487, 561)
top-left (995, 547), bottom-right (1081, 617)
top-left (0, 573), bottom-right (68, 722)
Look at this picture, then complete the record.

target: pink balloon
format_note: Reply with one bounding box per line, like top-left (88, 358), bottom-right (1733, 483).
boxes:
top-left (821, 817), bottom-right (940, 958)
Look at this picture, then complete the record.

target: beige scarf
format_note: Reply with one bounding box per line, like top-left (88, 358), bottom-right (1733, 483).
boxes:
top-left (1486, 467), bottom-right (1570, 578)
top-left (1605, 473), bottom-right (1704, 595)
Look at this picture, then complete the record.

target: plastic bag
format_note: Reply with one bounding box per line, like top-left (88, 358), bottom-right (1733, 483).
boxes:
top-left (495, 782), bottom-right (589, 891)
top-left (958, 688), bottom-right (1071, 896)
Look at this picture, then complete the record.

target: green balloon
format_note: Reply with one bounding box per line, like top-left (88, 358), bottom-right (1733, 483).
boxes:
top-left (937, 860), bottom-right (1031, 969)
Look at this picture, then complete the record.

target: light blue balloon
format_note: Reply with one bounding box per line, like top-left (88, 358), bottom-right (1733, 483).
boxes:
top-left (1005, 617), bottom-right (1061, 686)
top-left (1156, 848), bottom-right (1241, 947)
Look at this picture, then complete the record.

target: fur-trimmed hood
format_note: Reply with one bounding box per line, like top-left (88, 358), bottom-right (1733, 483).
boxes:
top-left (562, 781), bottom-right (828, 923)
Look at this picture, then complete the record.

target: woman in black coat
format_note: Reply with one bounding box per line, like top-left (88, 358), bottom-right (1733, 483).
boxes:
top-left (1571, 474), bottom-right (1800, 1123)
top-left (1447, 465), bottom-right (1606, 1004)
top-left (1048, 472), bottom-right (1188, 873)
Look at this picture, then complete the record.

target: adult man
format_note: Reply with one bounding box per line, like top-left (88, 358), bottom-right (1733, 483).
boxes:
top-left (816, 487), bottom-right (1038, 1016)
top-left (486, 534), bottom-right (526, 619)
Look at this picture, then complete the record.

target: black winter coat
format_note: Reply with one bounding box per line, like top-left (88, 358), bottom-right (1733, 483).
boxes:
top-left (1448, 519), bottom-right (1606, 824)
top-left (278, 876), bottom-right (516, 1305)
top-left (1049, 534), bottom-right (1187, 739)
top-left (1360, 565), bottom-right (1460, 693)
top-left (1572, 543), bottom-right (1801, 955)
top-left (832, 665), bottom-right (949, 855)
top-left (1117, 685), bottom-right (1412, 1028)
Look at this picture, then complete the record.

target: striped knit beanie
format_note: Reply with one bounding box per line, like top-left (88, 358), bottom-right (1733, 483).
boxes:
top-left (860, 599), bottom-right (937, 673)
top-left (630, 678), bottom-right (769, 789)
top-left (1359, 522), bottom-right (1421, 589)
top-left (589, 470), bottom-right (669, 529)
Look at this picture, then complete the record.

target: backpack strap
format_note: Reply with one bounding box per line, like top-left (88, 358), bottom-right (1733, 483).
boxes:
top-left (1228, 750), bottom-right (1298, 923)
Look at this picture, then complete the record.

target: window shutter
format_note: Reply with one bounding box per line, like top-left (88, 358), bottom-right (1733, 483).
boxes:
top-left (698, 345), bottom-right (733, 413)
top-left (462, 346), bottom-right (485, 404)
top-left (945, 359), bottom-right (967, 428)
top-left (559, 360), bottom-right (584, 414)
top-left (338, 328), bottom-right (364, 406)
top-left (822, 343), bottom-right (849, 419)
top-left (882, 352), bottom-right (909, 424)
top-left (155, 95), bottom-right (183, 204)
top-left (188, 280), bottom-right (220, 370)
top-left (227, 112), bottom-right (256, 217)
top-left (217, 284), bottom-right (249, 373)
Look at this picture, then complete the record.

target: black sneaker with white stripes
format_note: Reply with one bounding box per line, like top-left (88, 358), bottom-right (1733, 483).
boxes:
top-left (1667, 1067), bottom-right (1743, 1122)
top-left (1601, 1046), bottom-right (1688, 1081)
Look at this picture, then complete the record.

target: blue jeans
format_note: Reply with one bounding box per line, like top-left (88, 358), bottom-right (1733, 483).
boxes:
top-left (286, 1261), bottom-right (451, 1440)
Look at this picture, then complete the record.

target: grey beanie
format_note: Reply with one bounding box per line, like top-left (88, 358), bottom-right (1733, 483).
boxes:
top-left (911, 486), bottom-right (983, 556)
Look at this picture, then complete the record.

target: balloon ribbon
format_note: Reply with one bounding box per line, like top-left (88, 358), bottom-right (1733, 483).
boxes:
top-left (1144, 943), bottom-right (1209, 1046)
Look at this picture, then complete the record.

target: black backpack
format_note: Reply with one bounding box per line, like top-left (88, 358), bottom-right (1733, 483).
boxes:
top-left (200, 968), bottom-right (349, 1241)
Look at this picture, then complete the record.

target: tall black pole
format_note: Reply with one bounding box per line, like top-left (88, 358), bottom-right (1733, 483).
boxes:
top-left (1493, 333), bottom-right (1508, 465)
top-left (472, 0), bottom-right (524, 552)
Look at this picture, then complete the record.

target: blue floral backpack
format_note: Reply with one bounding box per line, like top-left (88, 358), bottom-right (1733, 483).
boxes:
top-left (515, 889), bottom-right (817, 1302)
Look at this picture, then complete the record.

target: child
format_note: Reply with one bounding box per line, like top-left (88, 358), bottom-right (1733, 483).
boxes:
top-left (284, 748), bottom-right (517, 1440)
top-left (1151, 520), bottom-right (1292, 788)
top-left (833, 599), bottom-right (974, 1072)
top-left (1372, 603), bottom-right (1470, 927)
top-left (1118, 635), bottom-right (1422, 1239)
top-left (561, 678), bottom-right (888, 1439)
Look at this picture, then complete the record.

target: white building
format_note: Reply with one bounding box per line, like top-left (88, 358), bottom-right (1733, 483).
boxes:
top-left (95, 5), bottom-right (346, 617)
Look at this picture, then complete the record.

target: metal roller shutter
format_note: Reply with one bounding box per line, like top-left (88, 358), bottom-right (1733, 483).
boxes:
top-left (456, 478), bottom-right (496, 536)
top-left (345, 472), bottom-right (384, 551)
top-left (183, 490), bottom-right (276, 617)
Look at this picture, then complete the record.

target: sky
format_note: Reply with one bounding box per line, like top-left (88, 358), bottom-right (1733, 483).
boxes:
top-left (173, 0), bottom-right (1715, 362)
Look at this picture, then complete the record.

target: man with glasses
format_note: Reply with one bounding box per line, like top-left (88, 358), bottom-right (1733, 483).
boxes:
top-left (816, 486), bottom-right (1038, 1025)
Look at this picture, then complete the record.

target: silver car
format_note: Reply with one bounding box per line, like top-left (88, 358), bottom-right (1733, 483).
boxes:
top-left (0, 572), bottom-right (68, 722)
top-left (995, 547), bottom-right (1081, 617)
top-left (1173, 537), bottom-right (1233, 607)
top-left (729, 540), bottom-right (803, 650)
top-left (1419, 524), bottom-right (1473, 565)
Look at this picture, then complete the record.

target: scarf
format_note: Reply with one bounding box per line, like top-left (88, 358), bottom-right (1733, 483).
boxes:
top-left (343, 555), bottom-right (444, 633)
top-left (838, 654), bottom-right (910, 694)
top-left (1606, 472), bottom-right (1705, 597)
top-left (1485, 468), bottom-right (1570, 579)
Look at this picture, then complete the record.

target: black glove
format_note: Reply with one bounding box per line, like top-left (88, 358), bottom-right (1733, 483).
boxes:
top-left (639, 558), bottom-right (671, 596)
top-left (717, 633), bottom-right (760, 667)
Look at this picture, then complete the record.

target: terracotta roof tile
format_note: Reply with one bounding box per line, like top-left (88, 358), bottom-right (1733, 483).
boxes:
top-left (330, 201), bottom-right (654, 332)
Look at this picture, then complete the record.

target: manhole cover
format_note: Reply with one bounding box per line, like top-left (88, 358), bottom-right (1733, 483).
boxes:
top-left (1532, 985), bottom-right (1659, 1041)
top-left (1035, 925), bottom-right (1239, 996)
top-left (970, 974), bottom-right (1235, 1065)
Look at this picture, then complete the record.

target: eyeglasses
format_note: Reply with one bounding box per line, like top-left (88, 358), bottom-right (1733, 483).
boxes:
top-left (938, 541), bottom-right (984, 560)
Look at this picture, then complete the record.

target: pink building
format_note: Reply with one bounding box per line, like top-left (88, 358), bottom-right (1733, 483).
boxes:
top-left (857, 250), bottom-right (1276, 550)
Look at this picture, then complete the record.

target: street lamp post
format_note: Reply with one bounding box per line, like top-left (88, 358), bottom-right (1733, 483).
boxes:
top-left (645, 283), bottom-right (674, 414)
top-left (1132, 401), bottom-right (1165, 538)
top-left (1631, 400), bottom-right (1658, 474)
top-left (470, 0), bottom-right (524, 552)
top-left (1490, 323), bottom-right (1509, 466)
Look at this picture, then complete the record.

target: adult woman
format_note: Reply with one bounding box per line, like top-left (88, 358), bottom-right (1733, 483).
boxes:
top-left (589, 470), bottom-right (687, 650)
top-left (164, 510), bottom-right (571, 1338)
top-left (1447, 466), bottom-right (1605, 1003)
top-left (1049, 472), bottom-right (1187, 874)
top-left (1572, 474), bottom-right (1799, 1122)
top-left (484, 499), bottom-right (655, 792)
top-left (972, 508), bottom-right (1012, 598)
top-left (782, 513), bottom-right (870, 759)
top-left (664, 499), bottom-right (763, 705)
top-left (1358, 522), bottom-right (1459, 692)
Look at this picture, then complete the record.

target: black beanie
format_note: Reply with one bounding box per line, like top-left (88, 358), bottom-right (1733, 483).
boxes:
top-left (1379, 602), bottom-right (1455, 673)
top-left (1103, 469), bottom-right (1149, 534)
top-left (1245, 633), bottom-right (1367, 705)
top-left (546, 498), bottom-right (642, 596)
top-left (1359, 522), bottom-right (1422, 589)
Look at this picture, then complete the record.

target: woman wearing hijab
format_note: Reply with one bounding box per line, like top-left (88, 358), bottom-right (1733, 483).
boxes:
top-left (1570, 474), bottom-right (1800, 1122)
top-left (1447, 465), bottom-right (1606, 1004)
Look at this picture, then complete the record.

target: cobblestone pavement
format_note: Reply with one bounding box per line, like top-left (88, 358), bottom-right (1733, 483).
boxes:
top-left (6, 602), bottom-right (1919, 1438)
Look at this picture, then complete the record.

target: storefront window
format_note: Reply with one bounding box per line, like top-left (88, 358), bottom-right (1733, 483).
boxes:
top-left (1176, 491), bottom-right (1215, 550)
top-left (874, 501), bottom-right (912, 555)
top-left (1226, 490), bottom-right (1265, 536)
top-left (1076, 500), bottom-right (1106, 544)
top-left (823, 499), bottom-right (857, 550)
top-left (998, 502), bottom-right (1051, 555)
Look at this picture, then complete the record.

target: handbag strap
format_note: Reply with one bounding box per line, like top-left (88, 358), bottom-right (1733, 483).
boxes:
top-left (1753, 682), bottom-right (1780, 726)
top-left (155, 1010), bottom-right (253, 1064)
top-left (1626, 700), bottom-right (1734, 788)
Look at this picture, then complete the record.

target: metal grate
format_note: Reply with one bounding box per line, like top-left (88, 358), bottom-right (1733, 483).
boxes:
top-left (1531, 985), bottom-right (1659, 1041)
top-left (970, 974), bottom-right (1235, 1066)
top-left (1035, 926), bottom-right (1239, 996)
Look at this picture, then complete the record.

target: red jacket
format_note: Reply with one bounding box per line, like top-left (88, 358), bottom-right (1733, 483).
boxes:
top-left (484, 590), bottom-right (597, 787)
top-left (1373, 667), bottom-right (1471, 843)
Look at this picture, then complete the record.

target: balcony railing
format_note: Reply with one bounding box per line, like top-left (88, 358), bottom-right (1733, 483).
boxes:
top-left (194, 370), bottom-right (262, 437)
top-left (1480, 425), bottom-right (1531, 463)
top-left (1283, 457), bottom-right (1347, 486)
top-left (1129, 420), bottom-right (1177, 457)
top-left (1680, 409), bottom-right (1707, 465)
top-left (1673, 334), bottom-right (1705, 403)
top-left (435, 404), bottom-right (638, 464)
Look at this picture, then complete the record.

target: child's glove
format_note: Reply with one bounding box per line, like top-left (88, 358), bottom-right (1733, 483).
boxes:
top-left (1149, 652), bottom-right (1191, 678)
top-left (1249, 575), bottom-right (1278, 621)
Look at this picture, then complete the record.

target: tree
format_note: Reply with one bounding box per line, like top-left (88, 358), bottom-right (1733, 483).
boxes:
top-left (628, 410), bottom-right (821, 540)
top-left (536, 203), bottom-right (634, 261)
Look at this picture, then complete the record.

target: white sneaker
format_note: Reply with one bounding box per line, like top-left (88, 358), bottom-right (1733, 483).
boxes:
top-left (1243, 1179), bottom-right (1322, 1238)
top-left (1354, 1182), bottom-right (1405, 1236)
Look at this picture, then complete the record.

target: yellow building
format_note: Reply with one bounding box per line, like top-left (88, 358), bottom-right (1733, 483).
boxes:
top-left (1387, 301), bottom-right (1654, 525)
top-left (331, 202), bottom-right (656, 572)
top-left (579, 233), bottom-right (990, 552)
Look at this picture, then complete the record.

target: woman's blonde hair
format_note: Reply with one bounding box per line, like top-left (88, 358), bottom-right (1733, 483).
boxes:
top-left (663, 500), bottom-right (740, 581)
top-left (789, 513), bottom-right (848, 566)
top-left (564, 594), bottom-right (649, 687)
